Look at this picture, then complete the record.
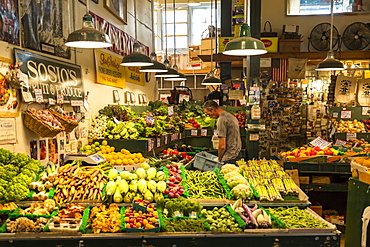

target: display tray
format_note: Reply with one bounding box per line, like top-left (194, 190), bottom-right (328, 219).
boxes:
top-left (244, 229), bottom-right (289, 234)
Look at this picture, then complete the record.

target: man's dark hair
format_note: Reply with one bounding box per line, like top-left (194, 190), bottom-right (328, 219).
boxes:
top-left (203, 100), bottom-right (219, 111)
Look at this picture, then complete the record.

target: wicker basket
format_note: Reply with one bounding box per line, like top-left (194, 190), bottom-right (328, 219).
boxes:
top-left (49, 108), bottom-right (79, 133)
top-left (23, 109), bottom-right (65, 138)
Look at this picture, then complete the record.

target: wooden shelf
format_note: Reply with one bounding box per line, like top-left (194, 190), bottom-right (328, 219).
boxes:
top-left (198, 50), bottom-right (370, 62)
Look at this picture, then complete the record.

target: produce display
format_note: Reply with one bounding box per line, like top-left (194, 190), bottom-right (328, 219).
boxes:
top-left (163, 164), bottom-right (186, 198)
top-left (51, 161), bottom-right (110, 203)
top-left (332, 119), bottom-right (366, 133)
top-left (0, 73), bottom-right (11, 106)
top-left (0, 148), bottom-right (42, 203)
top-left (234, 111), bottom-right (246, 128)
top-left (88, 204), bottom-right (121, 233)
top-left (105, 166), bottom-right (166, 203)
top-left (220, 164), bottom-right (254, 200)
top-left (239, 159), bottom-right (299, 201)
top-left (28, 109), bottom-right (63, 129)
top-left (124, 204), bottom-right (160, 231)
top-left (6, 217), bottom-right (49, 233)
top-left (231, 200), bottom-right (272, 229)
top-left (163, 218), bottom-right (207, 232)
top-left (15, 199), bottom-right (57, 215)
top-left (201, 206), bottom-right (244, 232)
top-left (157, 197), bottom-right (202, 218)
top-left (185, 170), bottom-right (228, 199)
top-left (265, 207), bottom-right (329, 229)
top-left (279, 146), bottom-right (341, 158)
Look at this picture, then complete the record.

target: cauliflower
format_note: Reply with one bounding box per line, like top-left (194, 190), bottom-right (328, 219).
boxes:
top-left (220, 164), bottom-right (239, 175)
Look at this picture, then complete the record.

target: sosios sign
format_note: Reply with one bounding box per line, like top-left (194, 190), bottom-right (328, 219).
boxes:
top-left (15, 49), bottom-right (84, 104)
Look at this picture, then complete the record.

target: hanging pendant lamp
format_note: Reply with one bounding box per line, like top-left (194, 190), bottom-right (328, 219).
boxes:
top-left (65, 1), bottom-right (112, 48)
top-left (164, 66), bottom-right (186, 81)
top-left (121, 0), bottom-right (153, 67)
top-left (155, 60), bottom-right (180, 77)
top-left (223, 0), bottom-right (267, 56)
top-left (202, 0), bottom-right (221, 85)
top-left (316, 0), bottom-right (344, 71)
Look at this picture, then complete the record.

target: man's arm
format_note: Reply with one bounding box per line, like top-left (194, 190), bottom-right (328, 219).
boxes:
top-left (218, 137), bottom-right (226, 161)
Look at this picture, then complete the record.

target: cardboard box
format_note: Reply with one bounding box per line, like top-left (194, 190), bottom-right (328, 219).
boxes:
top-left (261, 37), bottom-right (278, 53)
top-left (310, 204), bottom-right (323, 217)
top-left (279, 39), bottom-right (302, 52)
top-left (312, 176), bottom-right (331, 184)
top-left (299, 176), bottom-right (310, 184)
top-left (285, 169), bottom-right (300, 186)
top-left (201, 38), bottom-right (216, 50)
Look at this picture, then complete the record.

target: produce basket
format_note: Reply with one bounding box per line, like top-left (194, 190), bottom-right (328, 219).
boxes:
top-left (23, 109), bottom-right (65, 137)
top-left (47, 218), bottom-right (82, 233)
top-left (48, 108), bottom-right (79, 133)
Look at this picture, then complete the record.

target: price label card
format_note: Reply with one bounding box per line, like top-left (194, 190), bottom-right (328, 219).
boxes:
top-left (22, 88), bottom-right (34, 102)
top-left (249, 134), bottom-right (259, 141)
top-left (213, 129), bottom-right (218, 135)
top-left (362, 107), bottom-right (370, 115)
top-left (147, 139), bottom-right (154, 152)
top-left (332, 112), bottom-right (339, 118)
top-left (346, 132), bottom-right (357, 141)
top-left (340, 110), bottom-right (352, 119)
top-left (191, 129), bottom-right (198, 136)
top-left (201, 129), bottom-right (207, 136)
top-left (48, 98), bottom-right (56, 105)
top-left (164, 135), bottom-right (168, 144)
top-left (71, 100), bottom-right (83, 106)
top-left (145, 114), bottom-right (155, 125)
top-left (335, 139), bottom-right (347, 145)
top-left (57, 94), bottom-right (64, 104)
top-left (168, 106), bottom-right (174, 116)
top-left (34, 88), bottom-right (43, 103)
top-left (309, 137), bottom-right (332, 149)
top-left (157, 138), bottom-right (161, 148)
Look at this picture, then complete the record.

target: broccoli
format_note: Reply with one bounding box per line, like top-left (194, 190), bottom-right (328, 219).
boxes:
top-left (0, 166), bottom-right (17, 182)
top-left (0, 148), bottom-right (14, 164)
top-left (12, 173), bottom-right (33, 187)
top-left (5, 183), bottom-right (30, 202)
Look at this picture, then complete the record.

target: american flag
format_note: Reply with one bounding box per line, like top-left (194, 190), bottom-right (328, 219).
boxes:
top-left (272, 58), bottom-right (288, 82)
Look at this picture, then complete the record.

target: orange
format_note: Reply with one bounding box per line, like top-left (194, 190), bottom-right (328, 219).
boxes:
top-left (106, 154), bottom-right (113, 161)
top-left (115, 159), bottom-right (123, 165)
top-left (110, 146), bottom-right (115, 152)
top-left (122, 159), bottom-right (129, 165)
top-left (133, 158), bottom-right (139, 164)
top-left (139, 158), bottom-right (146, 163)
top-left (136, 153), bottom-right (143, 159)
top-left (128, 159), bottom-right (135, 165)
top-left (110, 159), bottom-right (116, 165)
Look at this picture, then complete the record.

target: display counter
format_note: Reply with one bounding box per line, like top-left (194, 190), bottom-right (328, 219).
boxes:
top-left (0, 231), bottom-right (341, 247)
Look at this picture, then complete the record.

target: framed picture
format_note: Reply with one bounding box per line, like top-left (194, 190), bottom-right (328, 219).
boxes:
top-left (131, 92), bottom-right (136, 103)
top-left (79, 0), bottom-right (99, 5)
top-left (113, 90), bottom-right (120, 102)
top-left (104, 0), bottom-right (127, 24)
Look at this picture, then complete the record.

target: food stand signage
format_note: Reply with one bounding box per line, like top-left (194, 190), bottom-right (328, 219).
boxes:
top-left (94, 49), bottom-right (126, 88)
top-left (14, 49), bottom-right (84, 104)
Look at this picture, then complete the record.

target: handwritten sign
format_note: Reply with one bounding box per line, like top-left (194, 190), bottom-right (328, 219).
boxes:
top-left (201, 129), bottom-right (207, 136)
top-left (309, 137), bottom-right (332, 149)
top-left (340, 110), bottom-right (352, 119)
top-left (346, 133), bottom-right (357, 141)
top-left (191, 129), bottom-right (198, 136)
top-left (157, 138), bottom-right (161, 148)
top-left (0, 118), bottom-right (16, 144)
top-left (335, 139), bottom-right (347, 145)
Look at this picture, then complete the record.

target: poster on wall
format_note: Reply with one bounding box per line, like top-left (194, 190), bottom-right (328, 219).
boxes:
top-left (0, 118), bottom-right (16, 144)
top-left (124, 67), bottom-right (145, 86)
top-left (335, 74), bottom-right (357, 104)
top-left (19, 0), bottom-right (70, 58)
top-left (0, 57), bottom-right (21, 117)
top-left (0, 0), bottom-right (20, 45)
top-left (48, 139), bottom-right (58, 164)
top-left (94, 49), bottom-right (126, 88)
top-left (14, 49), bottom-right (84, 104)
top-left (357, 79), bottom-right (370, 106)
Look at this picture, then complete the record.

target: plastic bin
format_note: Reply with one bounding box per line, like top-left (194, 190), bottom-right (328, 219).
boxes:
top-left (193, 151), bottom-right (223, 171)
top-left (211, 135), bottom-right (219, 149)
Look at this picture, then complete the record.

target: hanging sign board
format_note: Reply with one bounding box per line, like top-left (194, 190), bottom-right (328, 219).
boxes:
top-left (124, 67), bottom-right (145, 86)
top-left (94, 49), bottom-right (126, 88)
top-left (14, 49), bottom-right (84, 104)
top-left (357, 79), bottom-right (370, 106)
top-left (335, 74), bottom-right (357, 104)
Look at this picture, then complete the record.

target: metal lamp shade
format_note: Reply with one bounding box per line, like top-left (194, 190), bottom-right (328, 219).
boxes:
top-left (316, 51), bottom-right (344, 71)
top-left (202, 71), bottom-right (221, 85)
top-left (223, 24), bottom-right (267, 56)
top-left (65, 14), bottom-right (112, 49)
top-left (139, 52), bottom-right (168, 72)
top-left (121, 43), bottom-right (154, 66)
top-left (164, 72), bottom-right (187, 81)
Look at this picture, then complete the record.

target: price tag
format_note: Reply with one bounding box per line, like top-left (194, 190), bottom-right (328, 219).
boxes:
top-left (249, 134), bottom-right (259, 141)
top-left (189, 212), bottom-right (198, 218)
top-left (213, 129), bottom-right (218, 135)
top-left (22, 88), bottom-right (34, 102)
top-left (201, 129), bottom-right (207, 136)
top-left (157, 138), bottom-right (161, 148)
top-left (309, 137), bottom-right (332, 149)
top-left (168, 106), bottom-right (174, 116)
top-left (71, 100), bottom-right (84, 106)
top-left (346, 132), bottom-right (357, 141)
top-left (48, 98), bottom-right (56, 105)
top-left (340, 110), bottom-right (352, 119)
top-left (145, 114), bottom-right (155, 125)
top-left (191, 129), bottom-right (198, 136)
top-left (147, 139), bottom-right (154, 152)
top-left (57, 94), bottom-right (64, 104)
top-left (362, 107), bottom-right (370, 115)
top-left (164, 135), bottom-right (168, 144)
top-left (113, 117), bottom-right (120, 124)
top-left (34, 88), bottom-right (43, 103)
top-left (332, 112), bottom-right (339, 118)
top-left (335, 139), bottom-right (347, 145)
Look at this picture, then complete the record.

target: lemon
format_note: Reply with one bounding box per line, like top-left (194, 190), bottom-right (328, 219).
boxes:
top-left (115, 159), bottom-right (123, 165)
top-left (102, 140), bottom-right (108, 146)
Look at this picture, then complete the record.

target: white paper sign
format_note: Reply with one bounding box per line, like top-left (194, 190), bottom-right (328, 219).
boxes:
top-left (34, 88), bottom-right (44, 103)
top-left (346, 132), bottom-right (357, 141)
top-left (168, 106), bottom-right (174, 116)
top-left (309, 137), bottom-right (332, 149)
top-left (335, 139), bottom-right (347, 145)
top-left (0, 118), bottom-right (16, 144)
top-left (362, 107), bottom-right (370, 115)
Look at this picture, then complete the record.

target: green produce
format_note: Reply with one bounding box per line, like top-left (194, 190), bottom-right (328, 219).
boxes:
top-left (129, 180), bottom-right (138, 193)
top-left (137, 179), bottom-right (147, 194)
top-left (231, 184), bottom-right (253, 200)
top-left (136, 168), bottom-right (147, 180)
top-left (266, 207), bottom-right (329, 229)
top-left (108, 168), bottom-right (119, 180)
top-left (185, 170), bottom-right (227, 199)
top-left (163, 218), bottom-right (206, 232)
top-left (157, 197), bottom-right (202, 218)
top-left (147, 180), bottom-right (157, 193)
top-left (0, 149), bottom-right (42, 203)
top-left (117, 179), bottom-right (129, 194)
top-left (201, 206), bottom-right (243, 232)
top-left (147, 167), bottom-right (157, 180)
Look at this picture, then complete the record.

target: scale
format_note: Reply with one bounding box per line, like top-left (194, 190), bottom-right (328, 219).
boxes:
top-left (64, 153), bottom-right (106, 165)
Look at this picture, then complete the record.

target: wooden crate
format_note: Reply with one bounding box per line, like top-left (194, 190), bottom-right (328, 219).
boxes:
top-left (201, 38), bottom-right (216, 49)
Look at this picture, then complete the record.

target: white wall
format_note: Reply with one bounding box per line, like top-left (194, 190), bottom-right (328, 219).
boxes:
top-left (0, 0), bottom-right (155, 156)
top-left (261, 0), bottom-right (370, 52)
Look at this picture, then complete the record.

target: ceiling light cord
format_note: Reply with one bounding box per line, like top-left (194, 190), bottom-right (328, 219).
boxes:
top-left (165, 0), bottom-right (168, 60)
top-left (173, 0), bottom-right (177, 68)
top-left (134, 0), bottom-right (138, 41)
top-left (330, 0), bottom-right (334, 52)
